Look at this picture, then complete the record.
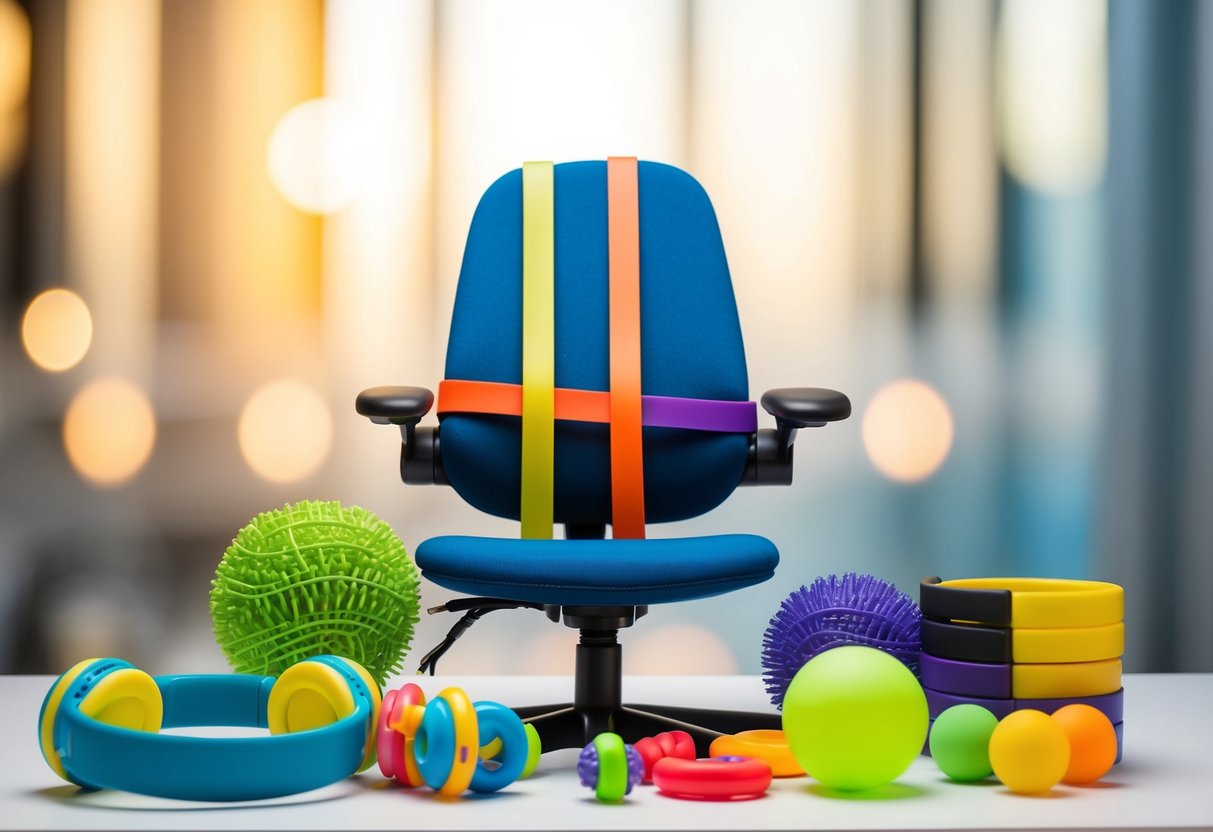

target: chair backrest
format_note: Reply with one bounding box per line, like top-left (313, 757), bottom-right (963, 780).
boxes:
top-left (440, 160), bottom-right (750, 528)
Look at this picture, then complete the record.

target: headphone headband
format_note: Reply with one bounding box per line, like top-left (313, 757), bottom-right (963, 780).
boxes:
top-left (44, 659), bottom-right (374, 801)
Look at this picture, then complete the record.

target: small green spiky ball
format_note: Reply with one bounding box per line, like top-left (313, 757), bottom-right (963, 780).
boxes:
top-left (210, 500), bottom-right (420, 686)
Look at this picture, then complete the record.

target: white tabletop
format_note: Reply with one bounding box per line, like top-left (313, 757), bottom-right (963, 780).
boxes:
top-left (4, 673), bottom-right (1210, 830)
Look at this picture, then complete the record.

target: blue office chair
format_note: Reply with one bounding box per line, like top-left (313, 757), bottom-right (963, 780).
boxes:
top-left (357, 159), bottom-right (849, 753)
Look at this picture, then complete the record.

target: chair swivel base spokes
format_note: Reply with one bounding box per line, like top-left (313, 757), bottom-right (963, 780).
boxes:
top-left (509, 605), bottom-right (780, 755)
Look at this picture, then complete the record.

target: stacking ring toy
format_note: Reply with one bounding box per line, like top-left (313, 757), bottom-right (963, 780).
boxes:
top-left (578, 733), bottom-right (643, 802)
top-left (467, 702), bottom-right (528, 793)
top-left (380, 683), bottom-right (426, 786)
top-left (652, 755), bottom-right (772, 800)
top-left (520, 723), bottom-right (542, 779)
top-left (415, 687), bottom-right (479, 797)
top-left (709, 730), bottom-right (804, 777)
top-left (920, 618), bottom-right (1124, 665)
top-left (633, 730), bottom-right (695, 781)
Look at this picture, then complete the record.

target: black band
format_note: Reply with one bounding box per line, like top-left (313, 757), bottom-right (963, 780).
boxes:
top-left (920, 616), bottom-right (1012, 663)
top-left (920, 576), bottom-right (1012, 626)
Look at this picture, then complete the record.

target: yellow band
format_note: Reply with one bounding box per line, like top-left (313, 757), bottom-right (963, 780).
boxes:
top-left (932, 577), bottom-right (1123, 628)
top-left (435, 687), bottom-right (479, 797)
top-left (1011, 622), bottom-right (1124, 664)
top-left (1011, 659), bottom-right (1122, 698)
top-left (520, 161), bottom-right (555, 540)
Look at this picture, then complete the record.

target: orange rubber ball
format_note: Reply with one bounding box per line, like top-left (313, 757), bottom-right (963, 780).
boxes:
top-left (1051, 704), bottom-right (1117, 784)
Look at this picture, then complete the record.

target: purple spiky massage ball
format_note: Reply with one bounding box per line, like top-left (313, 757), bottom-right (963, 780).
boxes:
top-left (762, 573), bottom-right (921, 709)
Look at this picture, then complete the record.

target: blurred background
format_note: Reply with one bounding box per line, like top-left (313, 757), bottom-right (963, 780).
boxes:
top-left (0, 0), bottom-right (1209, 678)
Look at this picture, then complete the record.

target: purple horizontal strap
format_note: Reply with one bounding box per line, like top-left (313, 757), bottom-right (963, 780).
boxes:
top-left (1016, 687), bottom-right (1125, 724)
top-left (924, 686), bottom-right (1125, 724)
top-left (920, 653), bottom-right (1012, 699)
top-left (925, 688), bottom-right (1015, 720)
top-left (642, 395), bottom-right (757, 433)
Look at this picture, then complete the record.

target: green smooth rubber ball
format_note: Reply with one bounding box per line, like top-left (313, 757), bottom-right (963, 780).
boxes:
top-left (782, 645), bottom-right (929, 791)
top-left (929, 704), bottom-right (998, 781)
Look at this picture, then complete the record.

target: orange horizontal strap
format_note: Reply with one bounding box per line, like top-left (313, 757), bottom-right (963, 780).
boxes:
top-left (440, 379), bottom-right (609, 423)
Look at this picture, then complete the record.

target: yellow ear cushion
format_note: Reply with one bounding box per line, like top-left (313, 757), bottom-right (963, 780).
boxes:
top-left (79, 668), bottom-right (163, 733)
top-left (267, 661), bottom-right (356, 735)
top-left (39, 658), bottom-right (103, 781)
top-left (267, 657), bottom-right (382, 773)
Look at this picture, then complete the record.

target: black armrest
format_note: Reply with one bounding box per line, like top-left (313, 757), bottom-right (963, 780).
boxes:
top-left (743, 387), bottom-right (851, 487)
top-left (761, 387), bottom-right (851, 427)
top-left (355, 386), bottom-right (445, 486)
top-left (355, 386), bottom-right (434, 425)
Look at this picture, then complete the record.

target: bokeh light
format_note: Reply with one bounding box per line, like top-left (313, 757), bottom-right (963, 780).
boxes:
top-left (0, 0), bottom-right (30, 113)
top-left (63, 376), bottom-right (157, 487)
top-left (996, 0), bottom-right (1107, 194)
top-left (238, 379), bottom-right (333, 483)
top-left (21, 288), bottom-right (94, 372)
top-left (266, 97), bottom-right (363, 214)
top-left (862, 379), bottom-right (954, 483)
top-left (0, 0), bottom-right (30, 180)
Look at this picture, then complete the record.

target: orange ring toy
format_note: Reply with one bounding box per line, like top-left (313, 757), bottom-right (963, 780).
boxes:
top-left (709, 729), bottom-right (804, 777)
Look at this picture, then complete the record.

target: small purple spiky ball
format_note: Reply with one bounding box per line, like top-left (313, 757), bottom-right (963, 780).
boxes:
top-left (762, 573), bottom-right (922, 709)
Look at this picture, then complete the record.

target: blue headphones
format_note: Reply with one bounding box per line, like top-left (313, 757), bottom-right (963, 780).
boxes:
top-left (38, 655), bottom-right (381, 801)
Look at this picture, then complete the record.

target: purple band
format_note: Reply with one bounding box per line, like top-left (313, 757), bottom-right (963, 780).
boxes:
top-left (920, 653), bottom-right (1012, 699)
top-left (1016, 688), bottom-right (1125, 724)
top-left (925, 686), bottom-right (1124, 724)
top-left (925, 688), bottom-right (1015, 720)
top-left (642, 395), bottom-right (757, 433)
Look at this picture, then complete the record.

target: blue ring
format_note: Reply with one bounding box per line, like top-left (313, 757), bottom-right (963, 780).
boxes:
top-left (469, 702), bottom-right (528, 793)
top-left (415, 697), bottom-right (456, 790)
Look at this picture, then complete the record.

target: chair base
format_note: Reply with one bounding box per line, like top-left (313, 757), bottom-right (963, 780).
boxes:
top-left (514, 702), bottom-right (781, 755)
top-left (514, 605), bottom-right (780, 755)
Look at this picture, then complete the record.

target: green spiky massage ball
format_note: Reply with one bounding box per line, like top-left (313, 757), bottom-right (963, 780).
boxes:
top-left (210, 500), bottom-right (420, 686)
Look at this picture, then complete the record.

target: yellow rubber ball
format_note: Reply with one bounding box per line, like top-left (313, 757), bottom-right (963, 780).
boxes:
top-left (989, 709), bottom-right (1070, 794)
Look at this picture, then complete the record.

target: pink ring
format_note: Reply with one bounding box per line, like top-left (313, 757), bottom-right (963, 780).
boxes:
top-left (377, 688), bottom-right (403, 779)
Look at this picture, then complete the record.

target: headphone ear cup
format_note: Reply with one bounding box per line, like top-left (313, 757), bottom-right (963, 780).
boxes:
top-left (79, 668), bottom-right (163, 733)
top-left (39, 659), bottom-right (163, 787)
top-left (39, 658), bottom-right (105, 782)
top-left (267, 660), bottom-right (355, 735)
top-left (267, 656), bottom-right (381, 773)
top-left (317, 656), bottom-right (382, 772)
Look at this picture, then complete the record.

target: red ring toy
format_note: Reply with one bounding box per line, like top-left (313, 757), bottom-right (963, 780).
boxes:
top-left (633, 730), bottom-right (696, 781)
top-left (378, 683), bottom-right (426, 786)
top-left (652, 755), bottom-right (772, 800)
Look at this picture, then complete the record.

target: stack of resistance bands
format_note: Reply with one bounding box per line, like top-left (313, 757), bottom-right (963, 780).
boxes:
top-left (919, 577), bottom-right (1125, 763)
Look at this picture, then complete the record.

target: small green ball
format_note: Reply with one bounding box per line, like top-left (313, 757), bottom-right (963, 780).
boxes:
top-left (782, 645), bottom-right (928, 791)
top-left (929, 704), bottom-right (998, 781)
top-left (210, 500), bottom-right (420, 686)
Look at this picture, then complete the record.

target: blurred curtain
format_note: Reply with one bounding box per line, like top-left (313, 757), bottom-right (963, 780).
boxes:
top-left (1099, 0), bottom-right (1213, 672)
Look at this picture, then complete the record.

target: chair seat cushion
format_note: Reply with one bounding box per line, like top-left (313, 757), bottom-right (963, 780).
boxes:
top-left (415, 534), bottom-right (778, 606)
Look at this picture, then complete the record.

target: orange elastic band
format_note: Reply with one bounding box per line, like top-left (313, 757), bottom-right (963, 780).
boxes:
top-left (607, 157), bottom-right (645, 539)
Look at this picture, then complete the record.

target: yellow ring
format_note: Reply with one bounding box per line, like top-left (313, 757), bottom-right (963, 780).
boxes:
top-left (1011, 659), bottom-right (1122, 698)
top-left (39, 658), bottom-right (103, 781)
top-left (435, 687), bottom-right (479, 797)
top-left (936, 578), bottom-right (1123, 628)
top-left (1011, 622), bottom-right (1124, 664)
top-left (709, 730), bottom-right (803, 777)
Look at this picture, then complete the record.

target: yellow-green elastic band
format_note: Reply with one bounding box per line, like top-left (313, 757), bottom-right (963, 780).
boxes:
top-left (521, 161), bottom-right (555, 539)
